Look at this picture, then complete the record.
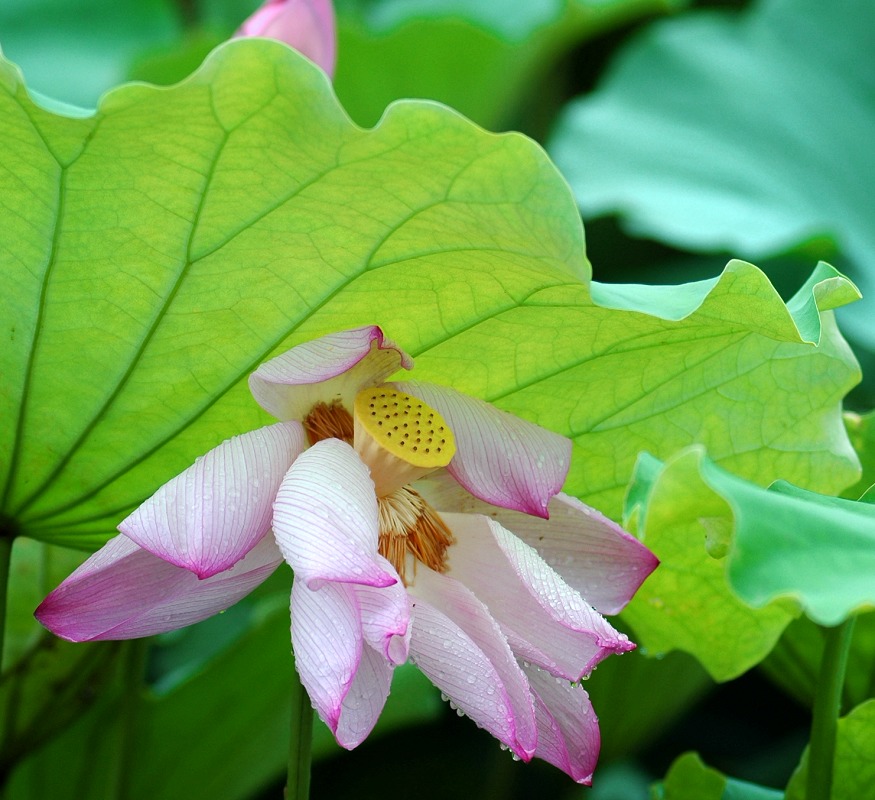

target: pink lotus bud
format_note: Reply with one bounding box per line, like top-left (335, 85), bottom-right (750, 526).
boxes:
top-left (235, 0), bottom-right (336, 78)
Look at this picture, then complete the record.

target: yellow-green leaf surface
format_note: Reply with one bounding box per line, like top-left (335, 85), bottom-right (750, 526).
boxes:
top-left (786, 699), bottom-right (875, 800)
top-left (552, 260), bottom-right (859, 515)
top-left (0, 41), bottom-right (861, 550)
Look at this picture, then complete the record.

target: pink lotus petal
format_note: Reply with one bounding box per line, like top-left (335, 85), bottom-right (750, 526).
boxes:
top-left (394, 381), bottom-right (570, 518)
top-left (35, 534), bottom-right (282, 641)
top-left (492, 493), bottom-right (658, 615)
top-left (334, 643), bottom-right (394, 749)
top-left (444, 513), bottom-right (634, 681)
top-left (249, 326), bottom-right (413, 422)
top-left (291, 575), bottom-right (399, 749)
top-left (120, 422), bottom-right (305, 579)
top-left (273, 438), bottom-right (398, 589)
top-left (408, 568), bottom-right (537, 760)
top-left (523, 663), bottom-right (600, 785)
top-left (353, 564), bottom-right (411, 665)
top-left (417, 474), bottom-right (657, 615)
top-left (291, 578), bottom-right (362, 735)
top-left (236, 0), bottom-right (337, 78)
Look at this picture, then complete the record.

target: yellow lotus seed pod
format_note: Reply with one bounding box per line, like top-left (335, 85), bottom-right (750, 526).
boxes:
top-left (354, 388), bottom-right (456, 469)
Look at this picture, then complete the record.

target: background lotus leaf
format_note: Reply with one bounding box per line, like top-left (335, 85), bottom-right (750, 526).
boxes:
top-left (548, 0), bottom-right (875, 359)
top-left (625, 445), bottom-right (875, 680)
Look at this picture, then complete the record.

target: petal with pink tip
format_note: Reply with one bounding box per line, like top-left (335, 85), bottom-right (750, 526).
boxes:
top-left (353, 562), bottom-right (411, 665)
top-left (394, 381), bottom-right (570, 518)
top-left (408, 569), bottom-right (537, 760)
top-left (444, 513), bottom-right (633, 681)
top-left (291, 578), bottom-right (362, 736)
top-left (236, 0), bottom-right (337, 78)
top-left (119, 421), bottom-right (305, 579)
top-left (334, 643), bottom-right (394, 749)
top-left (523, 663), bottom-right (600, 785)
top-left (249, 326), bottom-right (413, 422)
top-left (492, 493), bottom-right (657, 615)
top-left (416, 474), bottom-right (658, 615)
top-left (273, 438), bottom-right (397, 589)
top-left (35, 534), bottom-right (282, 641)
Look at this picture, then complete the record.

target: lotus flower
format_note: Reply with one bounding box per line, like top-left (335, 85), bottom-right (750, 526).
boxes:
top-left (36, 326), bottom-right (657, 784)
top-left (235, 0), bottom-right (336, 78)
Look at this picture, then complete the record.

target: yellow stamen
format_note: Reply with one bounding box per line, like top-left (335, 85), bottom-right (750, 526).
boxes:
top-left (303, 401), bottom-right (354, 446)
top-left (378, 487), bottom-right (454, 584)
top-left (353, 387), bottom-right (456, 496)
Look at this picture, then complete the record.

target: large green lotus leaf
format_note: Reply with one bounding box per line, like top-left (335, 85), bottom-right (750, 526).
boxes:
top-left (655, 752), bottom-right (784, 800)
top-left (0, 39), bottom-right (588, 546)
top-left (542, 259), bottom-right (860, 516)
top-left (333, 0), bottom-right (687, 130)
top-left (622, 449), bottom-right (795, 680)
top-left (547, 0), bottom-right (875, 353)
top-left (785, 699), bottom-right (875, 800)
top-left (0, 41), bottom-right (861, 551)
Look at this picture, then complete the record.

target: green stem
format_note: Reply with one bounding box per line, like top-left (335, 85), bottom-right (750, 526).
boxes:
top-left (806, 617), bottom-right (856, 800)
top-left (0, 534), bottom-right (12, 670)
top-left (286, 662), bottom-right (313, 800)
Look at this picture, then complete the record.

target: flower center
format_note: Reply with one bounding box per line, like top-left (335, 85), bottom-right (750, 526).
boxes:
top-left (303, 388), bottom-right (457, 584)
top-left (353, 387), bottom-right (456, 497)
top-left (377, 486), bottom-right (454, 584)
